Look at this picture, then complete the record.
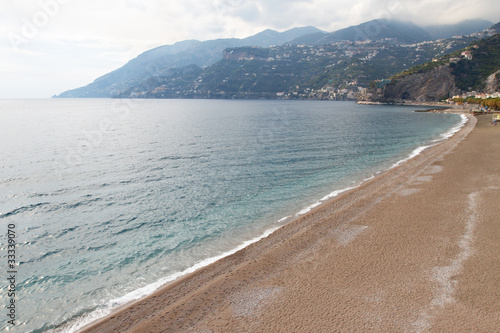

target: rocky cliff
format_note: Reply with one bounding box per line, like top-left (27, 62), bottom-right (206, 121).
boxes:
top-left (380, 65), bottom-right (460, 102)
top-left (484, 69), bottom-right (500, 93)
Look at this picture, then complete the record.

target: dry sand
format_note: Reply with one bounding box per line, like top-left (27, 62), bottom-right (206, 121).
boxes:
top-left (81, 114), bottom-right (500, 333)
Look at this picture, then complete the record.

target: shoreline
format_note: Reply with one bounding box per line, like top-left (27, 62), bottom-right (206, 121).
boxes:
top-left (56, 108), bottom-right (467, 332)
top-left (80, 114), bottom-right (500, 332)
top-left (356, 100), bottom-right (453, 107)
top-left (357, 100), bottom-right (479, 115)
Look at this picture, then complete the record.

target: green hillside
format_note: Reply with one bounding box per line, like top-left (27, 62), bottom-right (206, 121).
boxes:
top-left (451, 33), bottom-right (500, 91)
top-left (389, 33), bottom-right (500, 92)
top-left (56, 19), bottom-right (497, 99)
top-left (117, 34), bottom-right (483, 100)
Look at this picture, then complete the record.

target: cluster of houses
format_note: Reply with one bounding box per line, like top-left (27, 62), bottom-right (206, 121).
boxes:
top-left (274, 86), bottom-right (361, 100)
top-left (447, 92), bottom-right (500, 123)
top-left (450, 92), bottom-right (500, 100)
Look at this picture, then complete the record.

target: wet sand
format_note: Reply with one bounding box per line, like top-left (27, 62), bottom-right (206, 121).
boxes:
top-left (82, 114), bottom-right (500, 332)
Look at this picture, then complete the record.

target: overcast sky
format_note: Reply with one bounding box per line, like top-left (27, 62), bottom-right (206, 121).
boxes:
top-left (1, 0), bottom-right (499, 98)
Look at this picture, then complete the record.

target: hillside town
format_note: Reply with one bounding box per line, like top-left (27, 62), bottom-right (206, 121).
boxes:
top-left (123, 31), bottom-right (492, 100)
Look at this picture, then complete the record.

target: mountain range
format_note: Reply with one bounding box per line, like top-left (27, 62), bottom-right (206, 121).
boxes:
top-left (289, 20), bottom-right (432, 45)
top-left (56, 26), bottom-right (323, 98)
top-left (55, 18), bottom-right (494, 99)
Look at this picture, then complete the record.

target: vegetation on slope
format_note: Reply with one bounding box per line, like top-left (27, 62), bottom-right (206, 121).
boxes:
top-left (450, 34), bottom-right (500, 91)
top-left (389, 33), bottom-right (500, 91)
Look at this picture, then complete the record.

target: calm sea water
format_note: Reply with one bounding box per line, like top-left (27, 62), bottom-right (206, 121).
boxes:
top-left (0, 99), bottom-right (463, 332)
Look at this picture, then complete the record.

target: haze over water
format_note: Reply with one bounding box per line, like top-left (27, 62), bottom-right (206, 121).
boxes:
top-left (0, 99), bottom-right (462, 332)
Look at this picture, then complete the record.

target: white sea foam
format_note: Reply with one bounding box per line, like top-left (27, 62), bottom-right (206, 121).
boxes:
top-left (390, 145), bottom-right (431, 169)
top-left (296, 113), bottom-right (467, 220)
top-left (277, 215), bottom-right (292, 223)
top-left (391, 114), bottom-right (467, 170)
top-left (435, 114), bottom-right (468, 141)
top-left (64, 226), bottom-right (281, 333)
top-left (294, 184), bottom-right (360, 217)
top-left (296, 201), bottom-right (322, 216)
top-left (363, 174), bottom-right (376, 182)
top-left (295, 174), bottom-right (377, 218)
top-left (321, 186), bottom-right (356, 201)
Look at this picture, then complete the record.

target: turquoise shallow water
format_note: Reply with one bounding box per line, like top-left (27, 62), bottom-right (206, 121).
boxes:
top-left (0, 99), bottom-right (463, 332)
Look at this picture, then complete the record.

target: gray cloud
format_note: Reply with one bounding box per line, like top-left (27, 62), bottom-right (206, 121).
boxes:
top-left (233, 2), bottom-right (261, 22)
top-left (0, 0), bottom-right (498, 98)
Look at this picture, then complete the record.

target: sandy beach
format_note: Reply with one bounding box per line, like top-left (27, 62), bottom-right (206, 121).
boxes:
top-left (81, 114), bottom-right (500, 333)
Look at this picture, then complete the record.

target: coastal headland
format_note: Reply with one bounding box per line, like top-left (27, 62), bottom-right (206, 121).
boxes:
top-left (81, 114), bottom-right (500, 332)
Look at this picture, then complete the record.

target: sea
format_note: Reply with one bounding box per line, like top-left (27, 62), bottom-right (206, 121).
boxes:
top-left (0, 99), bottom-right (465, 332)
